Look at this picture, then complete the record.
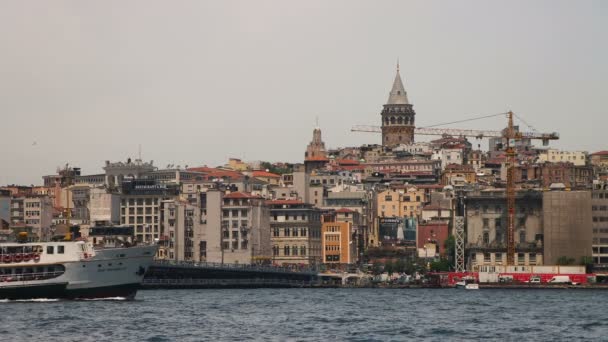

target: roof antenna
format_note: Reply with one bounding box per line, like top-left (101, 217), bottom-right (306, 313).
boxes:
top-left (138, 144), bottom-right (142, 160)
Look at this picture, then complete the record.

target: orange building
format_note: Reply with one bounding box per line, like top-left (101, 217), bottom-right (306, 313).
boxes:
top-left (321, 213), bottom-right (353, 265)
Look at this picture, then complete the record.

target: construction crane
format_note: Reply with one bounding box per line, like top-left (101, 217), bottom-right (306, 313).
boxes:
top-left (352, 111), bottom-right (559, 266)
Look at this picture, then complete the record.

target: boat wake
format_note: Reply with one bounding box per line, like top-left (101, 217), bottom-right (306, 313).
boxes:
top-left (0, 298), bottom-right (60, 303)
top-left (79, 296), bottom-right (129, 301)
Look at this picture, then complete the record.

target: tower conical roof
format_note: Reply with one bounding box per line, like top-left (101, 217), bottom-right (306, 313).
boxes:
top-left (387, 65), bottom-right (409, 105)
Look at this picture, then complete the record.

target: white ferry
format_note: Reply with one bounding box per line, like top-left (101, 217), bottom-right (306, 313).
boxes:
top-left (0, 240), bottom-right (158, 300)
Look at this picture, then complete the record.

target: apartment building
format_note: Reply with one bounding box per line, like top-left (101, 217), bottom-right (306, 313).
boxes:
top-left (268, 200), bottom-right (322, 266)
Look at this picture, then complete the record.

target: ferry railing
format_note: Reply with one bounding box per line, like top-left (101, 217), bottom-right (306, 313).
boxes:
top-left (152, 259), bottom-right (319, 275)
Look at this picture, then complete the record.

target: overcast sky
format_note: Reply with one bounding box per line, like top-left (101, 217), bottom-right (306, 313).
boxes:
top-left (1, 1), bottom-right (606, 185)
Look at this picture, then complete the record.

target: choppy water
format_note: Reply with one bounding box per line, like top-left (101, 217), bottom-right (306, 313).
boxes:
top-left (2, 289), bottom-right (608, 341)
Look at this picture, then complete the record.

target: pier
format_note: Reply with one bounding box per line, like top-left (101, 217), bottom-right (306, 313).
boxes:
top-left (143, 260), bottom-right (320, 288)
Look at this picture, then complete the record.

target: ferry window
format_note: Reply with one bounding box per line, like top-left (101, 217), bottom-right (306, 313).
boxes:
top-left (47, 246), bottom-right (54, 254)
top-left (58, 246), bottom-right (65, 254)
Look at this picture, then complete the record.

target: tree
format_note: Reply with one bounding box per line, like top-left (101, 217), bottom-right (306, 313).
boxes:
top-left (371, 263), bottom-right (384, 275)
top-left (394, 259), bottom-right (406, 273)
top-left (557, 256), bottom-right (576, 265)
top-left (384, 260), bottom-right (395, 275)
top-left (444, 235), bottom-right (455, 268)
top-left (430, 258), bottom-right (451, 272)
top-left (581, 256), bottom-right (594, 273)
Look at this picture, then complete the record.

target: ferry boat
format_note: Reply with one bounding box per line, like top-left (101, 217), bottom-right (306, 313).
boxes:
top-left (0, 240), bottom-right (158, 300)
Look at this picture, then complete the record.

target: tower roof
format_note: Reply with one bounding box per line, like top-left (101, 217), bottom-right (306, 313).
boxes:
top-left (387, 64), bottom-right (409, 105)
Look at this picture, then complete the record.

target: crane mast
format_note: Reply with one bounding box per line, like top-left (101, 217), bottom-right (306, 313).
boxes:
top-left (505, 111), bottom-right (518, 265)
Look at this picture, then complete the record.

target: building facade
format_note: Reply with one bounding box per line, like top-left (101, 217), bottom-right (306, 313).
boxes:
top-left (120, 179), bottom-right (179, 243)
top-left (269, 200), bottom-right (322, 266)
top-left (592, 182), bottom-right (608, 269)
top-left (321, 213), bottom-right (354, 265)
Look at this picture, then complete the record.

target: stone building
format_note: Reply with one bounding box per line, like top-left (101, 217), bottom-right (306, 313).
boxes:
top-left (268, 200), bottom-right (322, 266)
top-left (381, 64), bottom-right (416, 147)
top-left (465, 189), bottom-right (544, 268)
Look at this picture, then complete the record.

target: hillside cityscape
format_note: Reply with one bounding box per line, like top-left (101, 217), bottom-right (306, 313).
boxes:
top-left (1, 65), bottom-right (607, 278)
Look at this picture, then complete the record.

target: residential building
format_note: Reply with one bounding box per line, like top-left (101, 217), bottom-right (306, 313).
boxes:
top-left (268, 200), bottom-right (322, 266)
top-left (538, 149), bottom-right (587, 166)
top-left (163, 200), bottom-right (202, 261)
top-left (376, 187), bottom-right (425, 219)
top-left (514, 162), bottom-right (593, 190)
top-left (251, 170), bottom-right (281, 186)
top-left (592, 182), bottom-right (608, 269)
top-left (432, 148), bottom-right (464, 170)
top-left (321, 213), bottom-right (354, 265)
top-left (10, 195), bottom-right (53, 240)
top-left (417, 221), bottom-right (449, 257)
top-left (441, 164), bottom-right (476, 187)
top-left (465, 189), bottom-right (544, 268)
top-left (364, 159), bottom-right (441, 178)
top-left (590, 151), bottom-right (608, 168)
top-left (220, 192), bottom-right (271, 264)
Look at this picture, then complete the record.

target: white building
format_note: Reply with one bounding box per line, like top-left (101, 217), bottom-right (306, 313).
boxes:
top-left (538, 149), bottom-right (587, 166)
top-left (89, 188), bottom-right (121, 225)
top-left (432, 148), bottom-right (464, 170)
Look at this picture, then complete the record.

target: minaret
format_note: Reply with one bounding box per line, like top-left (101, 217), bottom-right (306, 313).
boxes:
top-left (381, 62), bottom-right (416, 147)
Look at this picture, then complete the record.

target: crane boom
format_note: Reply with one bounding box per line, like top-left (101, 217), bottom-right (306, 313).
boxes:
top-left (351, 125), bottom-right (559, 141)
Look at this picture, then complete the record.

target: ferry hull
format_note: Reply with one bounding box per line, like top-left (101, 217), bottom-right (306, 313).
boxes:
top-left (0, 283), bottom-right (67, 300)
top-left (65, 282), bottom-right (141, 300)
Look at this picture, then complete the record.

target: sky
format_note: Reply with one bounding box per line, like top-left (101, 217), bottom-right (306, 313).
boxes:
top-left (0, 0), bottom-right (606, 185)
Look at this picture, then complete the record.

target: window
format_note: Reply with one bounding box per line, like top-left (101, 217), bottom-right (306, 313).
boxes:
top-left (300, 246), bottom-right (306, 256)
top-left (284, 245), bottom-right (290, 256)
top-left (292, 246), bottom-right (298, 256)
top-left (273, 246), bottom-right (279, 256)
top-left (483, 219), bottom-right (489, 228)
top-left (293, 229), bottom-right (299, 237)
top-left (495, 253), bottom-right (502, 263)
top-left (58, 245), bottom-right (65, 254)
top-left (520, 231), bottom-right (526, 243)
top-left (47, 246), bottom-right (54, 254)
top-left (301, 228), bottom-right (307, 237)
top-left (273, 228), bottom-right (280, 237)
top-left (284, 228), bottom-right (290, 237)
top-left (483, 232), bottom-right (489, 244)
